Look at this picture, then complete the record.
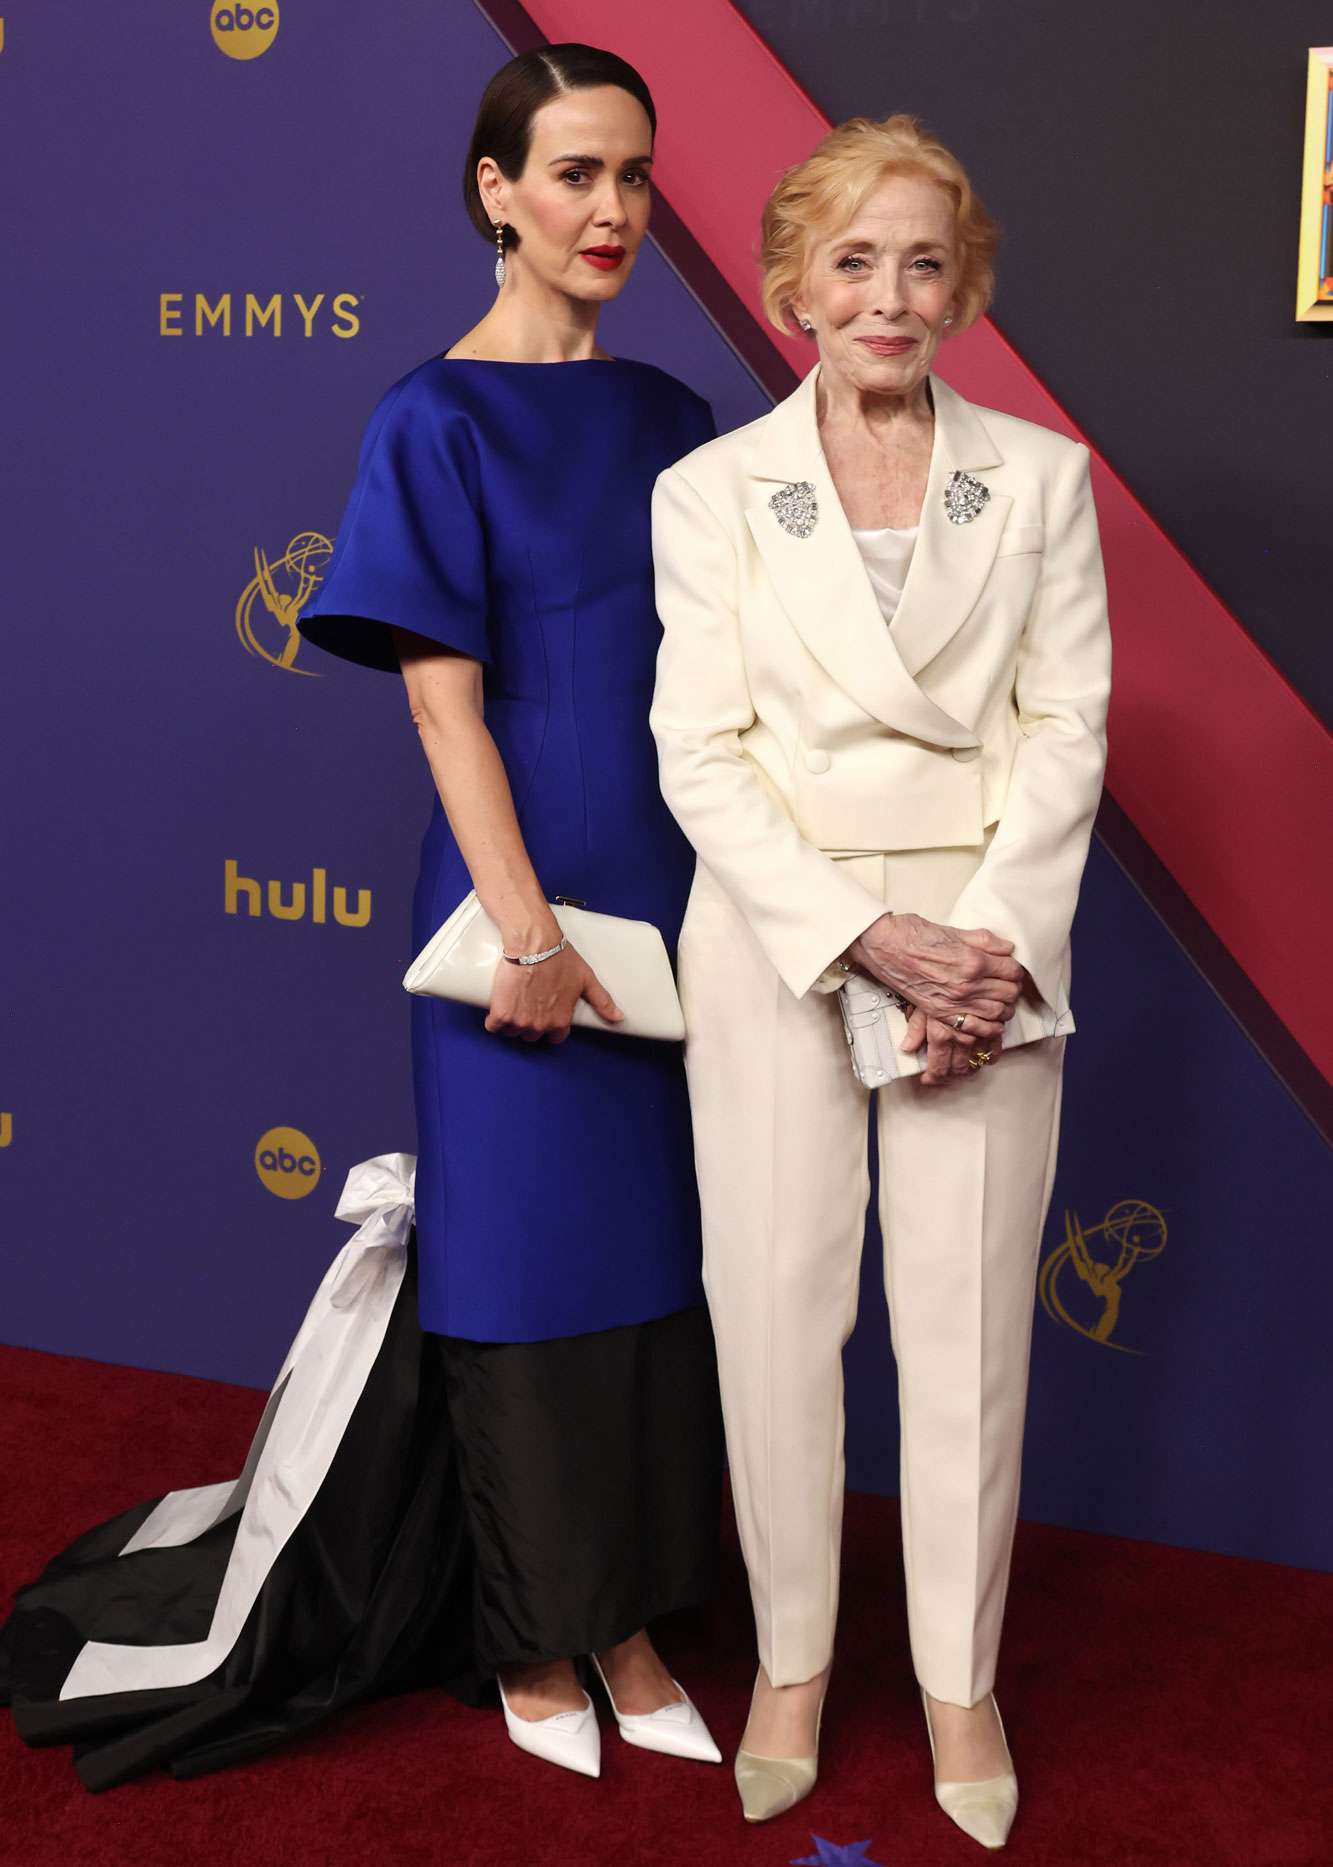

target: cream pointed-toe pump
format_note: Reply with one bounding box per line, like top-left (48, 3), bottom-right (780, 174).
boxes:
top-left (734, 1672), bottom-right (827, 1824)
top-left (921, 1687), bottom-right (1019, 1850)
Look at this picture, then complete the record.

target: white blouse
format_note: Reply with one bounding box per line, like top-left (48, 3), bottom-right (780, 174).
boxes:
top-left (850, 522), bottom-right (918, 626)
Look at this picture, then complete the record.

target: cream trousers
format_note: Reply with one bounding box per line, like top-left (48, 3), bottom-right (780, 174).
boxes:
top-left (678, 852), bottom-right (1065, 1707)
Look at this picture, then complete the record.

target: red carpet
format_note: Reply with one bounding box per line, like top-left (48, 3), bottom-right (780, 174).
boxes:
top-left (2, 1343), bottom-right (1328, 1866)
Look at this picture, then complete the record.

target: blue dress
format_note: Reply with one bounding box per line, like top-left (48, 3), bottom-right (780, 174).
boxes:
top-left (298, 357), bottom-right (715, 1342)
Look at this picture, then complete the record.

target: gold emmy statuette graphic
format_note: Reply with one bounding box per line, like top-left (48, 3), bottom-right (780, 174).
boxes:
top-left (236, 531), bottom-right (331, 675)
top-left (0, 1112), bottom-right (12, 1149)
top-left (211, 1), bottom-right (279, 61)
top-left (254, 1126), bottom-right (321, 1199)
top-left (1038, 1199), bottom-right (1167, 1357)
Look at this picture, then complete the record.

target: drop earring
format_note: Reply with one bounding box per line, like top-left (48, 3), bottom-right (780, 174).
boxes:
top-left (494, 221), bottom-right (506, 289)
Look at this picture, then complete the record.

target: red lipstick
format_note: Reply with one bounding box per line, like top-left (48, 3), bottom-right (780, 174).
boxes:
top-left (580, 245), bottom-right (626, 271)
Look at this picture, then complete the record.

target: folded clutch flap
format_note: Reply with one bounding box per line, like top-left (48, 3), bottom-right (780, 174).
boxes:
top-left (401, 892), bottom-right (489, 997)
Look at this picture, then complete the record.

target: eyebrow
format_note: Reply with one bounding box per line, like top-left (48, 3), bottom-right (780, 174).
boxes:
top-left (546, 152), bottom-right (654, 168)
top-left (830, 233), bottom-right (949, 253)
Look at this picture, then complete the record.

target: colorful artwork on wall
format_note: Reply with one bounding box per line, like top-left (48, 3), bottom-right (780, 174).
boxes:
top-left (1296, 47), bottom-right (1333, 320)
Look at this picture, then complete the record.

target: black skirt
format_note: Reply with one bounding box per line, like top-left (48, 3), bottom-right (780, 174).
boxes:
top-left (443, 1304), bottom-right (723, 1674)
top-left (0, 1232), bottom-right (722, 1792)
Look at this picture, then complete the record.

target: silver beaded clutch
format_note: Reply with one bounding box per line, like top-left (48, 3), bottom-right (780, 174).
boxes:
top-left (837, 969), bottom-right (912, 1087)
top-left (837, 965), bottom-right (1073, 1084)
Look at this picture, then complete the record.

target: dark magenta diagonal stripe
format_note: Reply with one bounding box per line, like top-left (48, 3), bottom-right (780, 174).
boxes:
top-left (490, 0), bottom-right (1333, 1086)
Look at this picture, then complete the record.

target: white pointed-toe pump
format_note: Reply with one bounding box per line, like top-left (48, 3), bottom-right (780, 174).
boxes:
top-left (590, 1654), bottom-right (722, 1763)
top-left (497, 1673), bottom-right (602, 1778)
top-left (921, 1687), bottom-right (1019, 1850)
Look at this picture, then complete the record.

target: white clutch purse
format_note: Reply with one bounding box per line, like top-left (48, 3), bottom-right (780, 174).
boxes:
top-left (402, 891), bottom-right (685, 1042)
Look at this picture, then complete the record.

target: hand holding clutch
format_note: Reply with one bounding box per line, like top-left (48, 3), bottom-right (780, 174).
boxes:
top-left (485, 931), bottom-right (621, 1043)
top-left (403, 891), bottom-right (686, 1043)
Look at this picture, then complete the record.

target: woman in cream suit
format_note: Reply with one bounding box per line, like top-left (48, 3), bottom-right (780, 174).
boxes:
top-left (650, 115), bottom-right (1110, 1846)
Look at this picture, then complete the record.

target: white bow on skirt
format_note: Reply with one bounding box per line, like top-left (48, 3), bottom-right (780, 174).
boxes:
top-left (59, 1154), bottom-right (417, 1701)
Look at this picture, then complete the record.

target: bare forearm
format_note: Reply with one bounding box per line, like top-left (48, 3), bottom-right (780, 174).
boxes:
top-left (412, 704), bottom-right (557, 956)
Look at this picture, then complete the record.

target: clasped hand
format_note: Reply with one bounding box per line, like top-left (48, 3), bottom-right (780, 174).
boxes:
top-left (485, 943), bottom-right (622, 1044)
top-left (847, 911), bottom-right (1026, 1088)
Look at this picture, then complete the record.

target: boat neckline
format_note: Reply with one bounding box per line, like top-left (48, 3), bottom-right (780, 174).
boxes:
top-left (436, 354), bottom-right (624, 367)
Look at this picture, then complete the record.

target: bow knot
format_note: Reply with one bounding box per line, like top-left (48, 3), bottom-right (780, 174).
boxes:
top-left (328, 1152), bottom-right (416, 1308)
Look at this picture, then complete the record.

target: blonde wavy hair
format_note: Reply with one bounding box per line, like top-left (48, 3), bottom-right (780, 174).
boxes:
top-left (759, 114), bottom-right (998, 338)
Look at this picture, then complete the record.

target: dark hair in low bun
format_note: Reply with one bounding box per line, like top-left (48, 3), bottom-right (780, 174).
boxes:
top-left (463, 43), bottom-right (657, 251)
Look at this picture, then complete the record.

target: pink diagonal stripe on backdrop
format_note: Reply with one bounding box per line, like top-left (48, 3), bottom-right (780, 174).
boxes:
top-left (519, 0), bottom-right (1333, 1082)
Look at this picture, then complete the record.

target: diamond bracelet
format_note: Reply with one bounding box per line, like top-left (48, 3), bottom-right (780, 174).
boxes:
top-left (501, 936), bottom-right (568, 967)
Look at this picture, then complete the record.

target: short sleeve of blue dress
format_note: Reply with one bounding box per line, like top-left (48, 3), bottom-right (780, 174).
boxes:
top-left (297, 375), bottom-right (491, 670)
top-left (298, 356), bottom-right (717, 1346)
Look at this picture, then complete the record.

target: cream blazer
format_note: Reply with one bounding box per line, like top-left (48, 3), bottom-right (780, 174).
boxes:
top-left (649, 364), bottom-right (1111, 1032)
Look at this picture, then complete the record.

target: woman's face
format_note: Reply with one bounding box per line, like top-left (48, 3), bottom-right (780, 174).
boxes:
top-left (793, 172), bottom-right (959, 398)
top-left (485, 86), bottom-right (654, 303)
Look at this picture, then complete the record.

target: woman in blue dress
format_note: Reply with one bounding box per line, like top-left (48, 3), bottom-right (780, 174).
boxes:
top-left (299, 41), bottom-right (726, 1770)
top-left (0, 45), bottom-right (722, 1789)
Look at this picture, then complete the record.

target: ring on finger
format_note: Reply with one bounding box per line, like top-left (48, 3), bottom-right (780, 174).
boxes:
top-left (967, 1048), bottom-right (995, 1071)
top-left (952, 1013), bottom-right (968, 1031)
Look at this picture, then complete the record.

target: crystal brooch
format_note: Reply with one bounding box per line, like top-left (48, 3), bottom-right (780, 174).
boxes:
top-left (769, 480), bottom-right (818, 538)
top-left (943, 469), bottom-right (990, 524)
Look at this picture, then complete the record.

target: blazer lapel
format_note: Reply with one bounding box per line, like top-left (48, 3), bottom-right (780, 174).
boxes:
top-left (889, 374), bottom-right (1012, 679)
top-left (743, 366), bottom-right (1009, 742)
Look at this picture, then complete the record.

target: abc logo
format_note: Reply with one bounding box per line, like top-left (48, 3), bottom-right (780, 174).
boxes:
top-left (211, 1), bottom-right (280, 60)
top-left (255, 1125), bottom-right (321, 1199)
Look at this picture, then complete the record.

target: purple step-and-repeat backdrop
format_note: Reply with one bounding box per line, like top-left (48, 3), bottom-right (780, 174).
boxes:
top-left (2, 2), bottom-right (1329, 1573)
